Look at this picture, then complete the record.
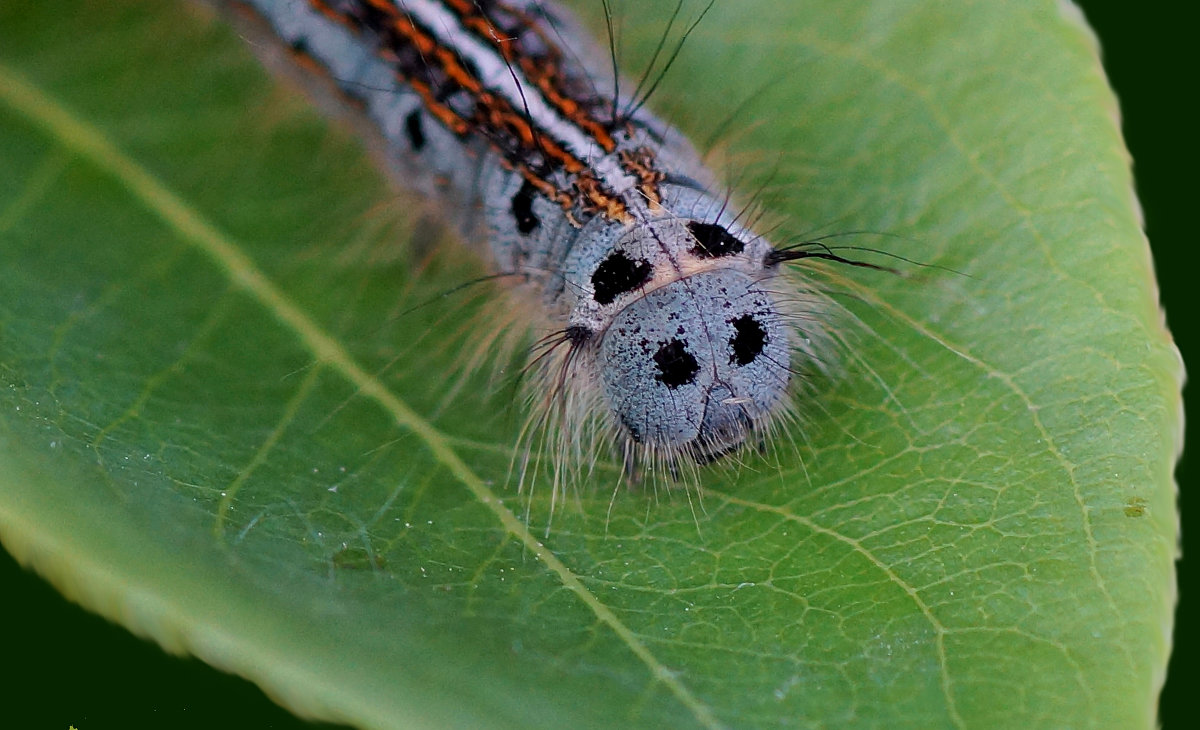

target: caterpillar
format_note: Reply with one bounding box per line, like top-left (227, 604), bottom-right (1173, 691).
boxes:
top-left (230, 0), bottom-right (872, 482)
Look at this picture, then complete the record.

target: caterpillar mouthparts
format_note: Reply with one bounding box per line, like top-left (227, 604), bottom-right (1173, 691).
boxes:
top-left (555, 210), bottom-right (799, 466)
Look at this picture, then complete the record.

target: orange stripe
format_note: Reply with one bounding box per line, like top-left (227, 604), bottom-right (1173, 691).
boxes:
top-left (445, 2), bottom-right (619, 153)
top-left (377, 4), bottom-right (590, 176)
top-left (306, 0), bottom-right (638, 220)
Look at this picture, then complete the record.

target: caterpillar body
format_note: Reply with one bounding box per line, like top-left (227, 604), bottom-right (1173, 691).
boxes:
top-left (237, 0), bottom-right (843, 478)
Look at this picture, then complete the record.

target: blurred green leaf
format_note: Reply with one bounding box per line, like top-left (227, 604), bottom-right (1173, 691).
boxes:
top-left (0, 1), bottom-right (1180, 728)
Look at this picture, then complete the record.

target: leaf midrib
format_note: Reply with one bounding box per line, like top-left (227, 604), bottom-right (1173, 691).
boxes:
top-left (0, 62), bottom-right (723, 730)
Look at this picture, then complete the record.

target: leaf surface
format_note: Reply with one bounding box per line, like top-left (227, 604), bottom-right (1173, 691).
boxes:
top-left (0, 1), bottom-right (1180, 728)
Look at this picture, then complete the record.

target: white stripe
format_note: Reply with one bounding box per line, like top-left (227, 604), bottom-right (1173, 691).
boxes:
top-left (397, 0), bottom-right (635, 194)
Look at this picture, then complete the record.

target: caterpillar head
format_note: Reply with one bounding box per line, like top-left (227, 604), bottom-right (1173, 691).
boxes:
top-left (597, 268), bottom-right (792, 463)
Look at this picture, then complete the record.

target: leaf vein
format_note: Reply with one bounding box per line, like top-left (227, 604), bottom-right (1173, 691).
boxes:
top-left (0, 63), bottom-right (725, 730)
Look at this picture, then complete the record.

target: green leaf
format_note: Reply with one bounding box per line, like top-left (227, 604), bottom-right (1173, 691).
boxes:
top-left (0, 1), bottom-right (1180, 728)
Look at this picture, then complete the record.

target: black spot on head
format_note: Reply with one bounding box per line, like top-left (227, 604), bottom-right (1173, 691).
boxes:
top-left (591, 251), bottom-right (653, 305)
top-left (404, 109), bottom-right (426, 151)
top-left (653, 339), bottom-right (700, 389)
top-left (511, 180), bottom-right (539, 234)
top-left (730, 315), bottom-right (767, 366)
top-left (687, 222), bottom-right (744, 258)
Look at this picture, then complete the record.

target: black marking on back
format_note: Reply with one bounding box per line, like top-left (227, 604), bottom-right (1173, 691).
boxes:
top-left (592, 251), bottom-right (653, 305)
top-left (687, 222), bottom-right (744, 258)
top-left (404, 109), bottom-right (426, 151)
top-left (653, 339), bottom-right (700, 389)
top-left (729, 315), bottom-right (767, 366)
top-left (511, 180), bottom-right (540, 234)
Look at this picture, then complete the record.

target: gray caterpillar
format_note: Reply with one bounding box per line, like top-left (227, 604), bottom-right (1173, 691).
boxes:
top-left (237, 0), bottom-right (843, 477)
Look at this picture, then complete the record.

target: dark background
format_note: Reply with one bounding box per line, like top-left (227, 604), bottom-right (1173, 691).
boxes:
top-left (2, 1), bottom-right (1189, 727)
